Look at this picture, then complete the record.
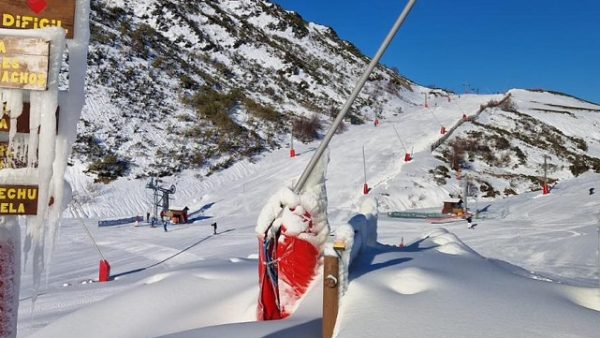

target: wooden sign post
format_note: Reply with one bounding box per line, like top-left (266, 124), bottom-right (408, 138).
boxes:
top-left (0, 0), bottom-right (77, 38)
top-left (0, 1), bottom-right (89, 336)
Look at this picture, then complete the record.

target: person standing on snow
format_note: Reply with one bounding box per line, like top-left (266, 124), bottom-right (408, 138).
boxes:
top-left (466, 215), bottom-right (473, 229)
top-left (211, 222), bottom-right (217, 234)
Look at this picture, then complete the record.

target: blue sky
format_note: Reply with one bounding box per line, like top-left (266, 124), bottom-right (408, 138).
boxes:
top-left (271, 0), bottom-right (600, 103)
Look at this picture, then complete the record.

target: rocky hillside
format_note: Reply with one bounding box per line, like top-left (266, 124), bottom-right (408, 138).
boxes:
top-left (431, 89), bottom-right (600, 199)
top-left (75, 0), bottom-right (422, 181)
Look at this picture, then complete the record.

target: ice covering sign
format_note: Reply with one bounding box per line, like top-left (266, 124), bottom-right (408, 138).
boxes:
top-left (0, 185), bottom-right (38, 215)
top-left (0, 36), bottom-right (49, 90)
top-left (0, 0), bottom-right (76, 38)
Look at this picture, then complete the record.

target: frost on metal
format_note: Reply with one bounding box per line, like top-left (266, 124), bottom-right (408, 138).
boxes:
top-left (0, 218), bottom-right (19, 338)
top-left (256, 150), bottom-right (330, 319)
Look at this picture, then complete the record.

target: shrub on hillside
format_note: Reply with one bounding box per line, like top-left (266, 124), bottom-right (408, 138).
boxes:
top-left (293, 115), bottom-right (322, 142)
top-left (569, 158), bottom-right (589, 176)
top-left (88, 154), bottom-right (130, 183)
top-left (186, 87), bottom-right (243, 132)
top-left (499, 97), bottom-right (518, 113)
top-left (479, 181), bottom-right (499, 198)
top-left (243, 98), bottom-right (279, 122)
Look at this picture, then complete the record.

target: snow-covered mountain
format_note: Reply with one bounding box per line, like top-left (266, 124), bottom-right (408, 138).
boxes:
top-left (74, 0), bottom-right (600, 205)
top-left (76, 0), bottom-right (419, 180)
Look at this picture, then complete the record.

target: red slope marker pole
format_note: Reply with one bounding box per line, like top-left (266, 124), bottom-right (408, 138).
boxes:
top-left (362, 145), bottom-right (369, 195)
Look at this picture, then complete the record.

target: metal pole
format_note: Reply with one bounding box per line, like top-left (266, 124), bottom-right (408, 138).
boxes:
top-left (392, 124), bottom-right (408, 153)
top-left (362, 145), bottom-right (367, 185)
top-left (544, 156), bottom-right (548, 186)
top-left (464, 174), bottom-right (468, 213)
top-left (72, 203), bottom-right (106, 261)
top-left (292, 0), bottom-right (418, 194)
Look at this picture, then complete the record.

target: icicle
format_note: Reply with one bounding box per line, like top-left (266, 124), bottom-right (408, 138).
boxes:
top-left (26, 82), bottom-right (59, 305)
top-left (27, 93), bottom-right (41, 168)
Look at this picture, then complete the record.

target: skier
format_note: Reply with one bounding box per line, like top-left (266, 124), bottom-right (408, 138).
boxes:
top-left (163, 220), bottom-right (168, 232)
top-left (590, 188), bottom-right (595, 195)
top-left (211, 222), bottom-right (217, 234)
top-left (146, 211), bottom-right (150, 223)
top-left (466, 215), bottom-right (473, 229)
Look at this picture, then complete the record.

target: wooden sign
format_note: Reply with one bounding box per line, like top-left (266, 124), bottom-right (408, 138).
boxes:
top-left (0, 143), bottom-right (28, 169)
top-left (1, 0), bottom-right (77, 39)
top-left (1, 102), bottom-right (59, 133)
top-left (0, 185), bottom-right (38, 215)
top-left (1, 102), bottom-right (33, 133)
top-left (0, 36), bottom-right (49, 91)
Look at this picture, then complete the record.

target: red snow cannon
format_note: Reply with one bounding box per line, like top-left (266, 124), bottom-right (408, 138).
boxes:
top-left (99, 259), bottom-right (111, 282)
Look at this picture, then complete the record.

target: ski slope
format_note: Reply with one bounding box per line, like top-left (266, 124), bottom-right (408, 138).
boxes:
top-left (17, 91), bottom-right (600, 337)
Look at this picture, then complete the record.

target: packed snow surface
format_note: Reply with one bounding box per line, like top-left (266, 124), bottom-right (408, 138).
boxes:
top-left (17, 91), bottom-right (600, 337)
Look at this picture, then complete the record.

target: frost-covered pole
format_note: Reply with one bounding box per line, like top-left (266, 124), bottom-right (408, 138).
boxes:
top-left (0, 218), bottom-right (20, 337)
top-left (293, 0), bottom-right (417, 194)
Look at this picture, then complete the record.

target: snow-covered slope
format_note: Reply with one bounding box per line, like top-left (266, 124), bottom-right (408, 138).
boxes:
top-left (76, 0), bottom-right (421, 179)
top-left (18, 88), bottom-right (600, 336)
top-left (405, 89), bottom-right (600, 208)
top-left (19, 173), bottom-right (600, 337)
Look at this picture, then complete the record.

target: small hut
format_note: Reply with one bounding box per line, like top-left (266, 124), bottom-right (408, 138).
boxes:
top-left (441, 199), bottom-right (464, 215)
top-left (164, 206), bottom-right (189, 224)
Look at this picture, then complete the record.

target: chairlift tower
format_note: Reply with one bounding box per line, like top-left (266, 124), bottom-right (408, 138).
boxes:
top-left (146, 177), bottom-right (176, 225)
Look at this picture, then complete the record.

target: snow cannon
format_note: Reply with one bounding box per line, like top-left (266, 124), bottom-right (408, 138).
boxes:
top-left (256, 155), bottom-right (330, 321)
top-left (440, 126), bottom-right (447, 135)
top-left (404, 153), bottom-right (412, 162)
top-left (542, 183), bottom-right (550, 195)
top-left (258, 207), bottom-right (321, 320)
top-left (99, 260), bottom-right (111, 282)
top-left (363, 183), bottom-right (369, 195)
top-left (290, 148), bottom-right (296, 158)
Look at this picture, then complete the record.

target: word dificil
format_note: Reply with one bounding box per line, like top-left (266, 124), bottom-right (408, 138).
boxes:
top-left (2, 14), bottom-right (63, 30)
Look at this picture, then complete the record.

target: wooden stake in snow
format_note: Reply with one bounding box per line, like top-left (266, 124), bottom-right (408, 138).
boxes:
top-left (323, 254), bottom-right (340, 338)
